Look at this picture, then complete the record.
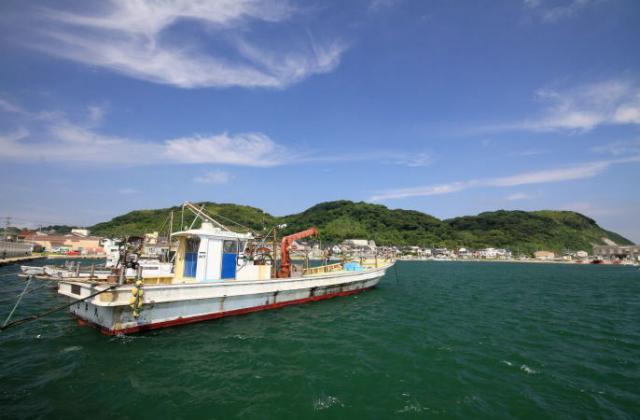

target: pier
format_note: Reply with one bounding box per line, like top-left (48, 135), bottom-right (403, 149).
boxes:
top-left (0, 254), bottom-right (45, 267)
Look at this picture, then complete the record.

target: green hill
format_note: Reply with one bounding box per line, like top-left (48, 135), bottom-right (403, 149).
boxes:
top-left (445, 210), bottom-right (632, 254)
top-left (89, 200), bottom-right (633, 254)
top-left (90, 203), bottom-right (276, 238)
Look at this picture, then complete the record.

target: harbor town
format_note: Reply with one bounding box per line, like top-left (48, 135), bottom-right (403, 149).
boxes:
top-left (2, 1), bottom-right (640, 418)
top-left (3, 221), bottom-right (639, 266)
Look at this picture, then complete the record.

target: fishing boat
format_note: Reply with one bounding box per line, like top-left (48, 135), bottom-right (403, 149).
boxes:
top-left (20, 238), bottom-right (172, 280)
top-left (21, 259), bottom-right (172, 280)
top-left (57, 203), bottom-right (394, 335)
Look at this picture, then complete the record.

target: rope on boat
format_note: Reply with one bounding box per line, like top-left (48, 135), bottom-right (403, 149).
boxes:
top-left (2, 275), bottom-right (32, 328)
top-left (0, 284), bottom-right (118, 332)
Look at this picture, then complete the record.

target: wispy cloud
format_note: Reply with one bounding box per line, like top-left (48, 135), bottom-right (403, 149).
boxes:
top-left (559, 201), bottom-right (623, 217)
top-left (386, 152), bottom-right (433, 167)
top-left (300, 150), bottom-right (433, 168)
top-left (0, 97), bottom-right (27, 114)
top-left (486, 161), bottom-right (609, 187)
top-left (370, 180), bottom-right (477, 201)
top-left (0, 99), bottom-right (286, 166)
top-left (475, 78), bottom-right (640, 134)
top-left (20, 1), bottom-right (348, 89)
top-left (511, 149), bottom-right (549, 157)
top-left (0, 98), bottom-right (432, 169)
top-left (506, 192), bottom-right (536, 201)
top-left (524, 0), bottom-right (598, 23)
top-left (166, 133), bottom-right (284, 166)
top-left (591, 138), bottom-right (640, 156)
top-left (369, 0), bottom-right (401, 12)
top-left (194, 170), bottom-right (232, 185)
top-left (369, 158), bottom-right (638, 201)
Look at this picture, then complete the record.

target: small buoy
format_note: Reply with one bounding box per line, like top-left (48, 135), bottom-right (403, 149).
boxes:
top-left (135, 280), bottom-right (143, 287)
top-left (131, 287), bottom-right (138, 296)
top-left (136, 300), bottom-right (144, 308)
top-left (129, 296), bottom-right (136, 305)
top-left (138, 290), bottom-right (144, 297)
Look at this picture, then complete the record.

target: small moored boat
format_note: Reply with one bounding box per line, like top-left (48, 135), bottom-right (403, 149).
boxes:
top-left (58, 204), bottom-right (394, 335)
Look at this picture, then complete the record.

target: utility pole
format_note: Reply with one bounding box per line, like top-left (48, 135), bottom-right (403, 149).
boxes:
top-left (272, 226), bottom-right (278, 278)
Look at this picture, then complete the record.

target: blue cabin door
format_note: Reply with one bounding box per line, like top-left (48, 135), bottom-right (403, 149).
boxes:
top-left (221, 240), bottom-right (237, 279)
top-left (183, 237), bottom-right (200, 277)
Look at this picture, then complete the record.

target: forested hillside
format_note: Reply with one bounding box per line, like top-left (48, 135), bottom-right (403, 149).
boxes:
top-left (89, 201), bottom-right (633, 254)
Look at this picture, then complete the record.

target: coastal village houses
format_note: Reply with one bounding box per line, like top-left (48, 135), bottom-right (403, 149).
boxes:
top-left (534, 250), bottom-right (555, 260)
top-left (20, 230), bottom-right (103, 254)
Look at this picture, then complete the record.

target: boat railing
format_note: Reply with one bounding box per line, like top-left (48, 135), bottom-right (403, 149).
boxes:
top-left (302, 263), bottom-right (343, 276)
top-left (360, 257), bottom-right (392, 269)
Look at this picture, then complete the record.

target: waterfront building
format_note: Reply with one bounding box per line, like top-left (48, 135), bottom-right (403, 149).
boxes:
top-left (593, 245), bottom-right (640, 261)
top-left (341, 239), bottom-right (377, 255)
top-left (23, 232), bottom-right (103, 254)
top-left (534, 250), bottom-right (555, 260)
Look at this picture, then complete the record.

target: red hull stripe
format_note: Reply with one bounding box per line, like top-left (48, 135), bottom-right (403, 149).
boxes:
top-left (76, 286), bottom-right (374, 336)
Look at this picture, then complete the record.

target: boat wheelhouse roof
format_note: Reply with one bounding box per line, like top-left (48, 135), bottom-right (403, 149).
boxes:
top-left (171, 222), bottom-right (253, 241)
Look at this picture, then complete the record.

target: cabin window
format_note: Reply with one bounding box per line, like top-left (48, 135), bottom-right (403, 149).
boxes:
top-left (183, 237), bottom-right (200, 277)
top-left (186, 238), bottom-right (200, 252)
top-left (223, 240), bottom-right (238, 254)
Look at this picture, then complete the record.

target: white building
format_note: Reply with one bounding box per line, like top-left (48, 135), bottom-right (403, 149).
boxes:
top-left (341, 239), bottom-right (377, 255)
top-left (479, 248), bottom-right (498, 259)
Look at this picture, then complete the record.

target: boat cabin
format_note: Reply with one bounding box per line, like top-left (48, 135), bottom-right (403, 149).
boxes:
top-left (172, 222), bottom-right (271, 283)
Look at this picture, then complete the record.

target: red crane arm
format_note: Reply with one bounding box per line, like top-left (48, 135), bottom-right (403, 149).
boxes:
top-left (277, 227), bottom-right (319, 278)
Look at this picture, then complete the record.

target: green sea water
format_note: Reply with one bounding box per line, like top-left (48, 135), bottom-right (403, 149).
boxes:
top-left (1, 260), bottom-right (639, 419)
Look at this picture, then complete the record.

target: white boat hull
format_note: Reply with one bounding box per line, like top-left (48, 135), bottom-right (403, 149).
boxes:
top-left (58, 264), bottom-right (391, 335)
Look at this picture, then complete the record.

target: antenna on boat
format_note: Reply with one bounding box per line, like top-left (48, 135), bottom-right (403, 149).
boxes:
top-left (182, 202), bottom-right (227, 230)
top-left (180, 202), bottom-right (255, 234)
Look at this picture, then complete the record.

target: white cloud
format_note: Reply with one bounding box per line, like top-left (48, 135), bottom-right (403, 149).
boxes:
top-left (386, 152), bottom-right (433, 167)
top-left (486, 161), bottom-right (609, 186)
top-left (286, 149), bottom-right (433, 168)
top-left (23, 0), bottom-right (347, 89)
top-left (476, 78), bottom-right (640, 134)
top-left (0, 99), bottom-right (435, 168)
top-left (166, 132), bottom-right (284, 166)
top-left (511, 149), bottom-right (549, 157)
top-left (194, 170), bottom-right (232, 184)
top-left (558, 201), bottom-right (624, 217)
top-left (369, 159), bottom-right (637, 201)
top-left (0, 98), bottom-right (26, 114)
top-left (87, 105), bottom-right (106, 126)
top-left (0, 102), bottom-right (285, 166)
top-left (525, 0), bottom-right (596, 23)
top-left (591, 139), bottom-right (640, 156)
top-left (506, 192), bottom-right (535, 201)
top-left (0, 127), bottom-right (30, 144)
top-left (369, 0), bottom-right (401, 12)
top-left (370, 181), bottom-right (476, 201)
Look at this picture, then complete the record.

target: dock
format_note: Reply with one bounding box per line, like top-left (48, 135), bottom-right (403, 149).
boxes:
top-left (0, 255), bottom-right (45, 267)
top-left (46, 254), bottom-right (106, 260)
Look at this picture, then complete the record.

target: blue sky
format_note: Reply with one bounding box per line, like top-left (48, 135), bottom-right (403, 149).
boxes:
top-left (1, 0), bottom-right (639, 242)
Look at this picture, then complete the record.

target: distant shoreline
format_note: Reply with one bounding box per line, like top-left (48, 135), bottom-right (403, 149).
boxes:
top-left (397, 258), bottom-right (637, 266)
